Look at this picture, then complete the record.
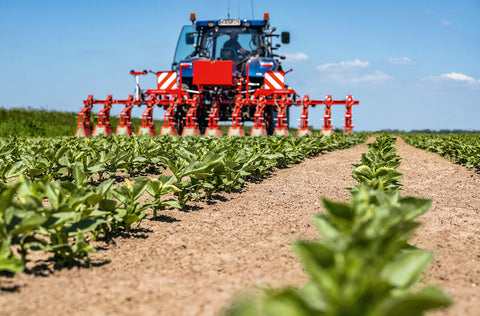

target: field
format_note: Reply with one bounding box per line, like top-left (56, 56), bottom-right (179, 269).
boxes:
top-left (0, 110), bottom-right (479, 315)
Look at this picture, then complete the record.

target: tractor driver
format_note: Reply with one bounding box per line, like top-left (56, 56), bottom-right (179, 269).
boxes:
top-left (223, 33), bottom-right (247, 56)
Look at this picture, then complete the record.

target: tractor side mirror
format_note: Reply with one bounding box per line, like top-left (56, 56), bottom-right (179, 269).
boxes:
top-left (281, 32), bottom-right (290, 44)
top-left (186, 32), bottom-right (195, 45)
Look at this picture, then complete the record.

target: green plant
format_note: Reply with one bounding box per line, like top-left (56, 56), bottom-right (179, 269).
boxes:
top-left (226, 134), bottom-right (451, 316)
top-left (402, 133), bottom-right (480, 170)
top-left (111, 177), bottom-right (150, 231)
top-left (146, 175), bottom-right (181, 218)
top-left (0, 132), bottom-right (368, 272)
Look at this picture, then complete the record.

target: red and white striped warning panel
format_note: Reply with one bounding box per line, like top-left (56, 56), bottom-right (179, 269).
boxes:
top-left (157, 71), bottom-right (178, 90)
top-left (264, 71), bottom-right (285, 90)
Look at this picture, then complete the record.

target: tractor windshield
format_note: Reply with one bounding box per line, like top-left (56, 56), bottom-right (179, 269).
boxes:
top-left (200, 27), bottom-right (263, 60)
top-left (173, 25), bottom-right (264, 67)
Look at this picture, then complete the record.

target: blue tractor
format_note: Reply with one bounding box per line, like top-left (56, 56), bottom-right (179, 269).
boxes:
top-left (75, 12), bottom-right (358, 138)
top-left (168, 12), bottom-right (293, 136)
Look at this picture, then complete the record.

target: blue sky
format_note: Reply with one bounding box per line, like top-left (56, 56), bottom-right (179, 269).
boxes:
top-left (1, 0), bottom-right (479, 131)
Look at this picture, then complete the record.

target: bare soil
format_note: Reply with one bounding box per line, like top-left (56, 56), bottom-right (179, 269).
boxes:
top-left (0, 137), bottom-right (479, 316)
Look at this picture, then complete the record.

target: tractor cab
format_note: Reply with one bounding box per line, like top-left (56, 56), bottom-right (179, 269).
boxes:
top-left (172, 13), bottom-right (290, 87)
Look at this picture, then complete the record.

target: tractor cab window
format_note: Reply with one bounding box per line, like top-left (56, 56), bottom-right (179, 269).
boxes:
top-left (199, 27), bottom-right (262, 61)
top-left (173, 25), bottom-right (197, 67)
top-left (216, 28), bottom-right (262, 60)
top-left (173, 25), bottom-right (264, 66)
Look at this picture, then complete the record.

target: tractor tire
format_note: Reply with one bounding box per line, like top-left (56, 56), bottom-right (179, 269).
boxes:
top-left (197, 106), bottom-right (208, 135)
top-left (264, 106), bottom-right (275, 135)
top-left (174, 109), bottom-right (185, 135)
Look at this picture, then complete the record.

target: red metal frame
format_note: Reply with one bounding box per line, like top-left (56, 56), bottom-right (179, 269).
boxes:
top-left (344, 95), bottom-right (358, 135)
top-left (92, 95), bottom-right (114, 136)
top-left (159, 101), bottom-right (178, 136)
top-left (137, 95), bottom-right (159, 136)
top-left (227, 94), bottom-right (246, 136)
top-left (76, 68), bottom-right (358, 137)
top-left (204, 100), bottom-right (222, 136)
top-left (115, 95), bottom-right (141, 136)
top-left (144, 87), bottom-right (189, 136)
top-left (250, 97), bottom-right (267, 136)
top-left (321, 95), bottom-right (334, 136)
top-left (75, 95), bottom-right (94, 137)
top-left (182, 94), bottom-right (201, 136)
top-left (295, 95), bottom-right (359, 136)
top-left (297, 95), bottom-right (312, 136)
top-left (273, 95), bottom-right (289, 136)
top-left (76, 95), bottom-right (116, 137)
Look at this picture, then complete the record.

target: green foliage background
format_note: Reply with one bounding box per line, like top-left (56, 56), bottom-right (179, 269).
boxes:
top-left (0, 108), bottom-right (164, 137)
top-left (0, 108), bottom-right (323, 137)
top-left (401, 133), bottom-right (480, 170)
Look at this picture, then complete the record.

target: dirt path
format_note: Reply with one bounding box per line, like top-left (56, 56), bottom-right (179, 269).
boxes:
top-left (396, 138), bottom-right (480, 316)
top-left (0, 137), bottom-right (479, 315)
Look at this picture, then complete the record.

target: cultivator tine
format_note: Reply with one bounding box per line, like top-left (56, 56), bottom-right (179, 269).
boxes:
top-left (91, 95), bottom-right (114, 136)
top-left (343, 95), bottom-right (358, 135)
top-left (319, 95), bottom-right (359, 136)
top-left (115, 95), bottom-right (138, 136)
top-left (227, 95), bottom-right (245, 136)
top-left (273, 95), bottom-right (289, 136)
top-left (137, 95), bottom-right (158, 136)
top-left (321, 95), bottom-right (334, 136)
top-left (182, 95), bottom-right (201, 136)
top-left (75, 95), bottom-right (94, 137)
top-left (297, 95), bottom-right (312, 136)
top-left (204, 101), bottom-right (222, 137)
top-left (250, 98), bottom-right (267, 136)
top-left (251, 71), bottom-right (299, 136)
top-left (159, 101), bottom-right (178, 136)
top-left (295, 95), bottom-right (359, 136)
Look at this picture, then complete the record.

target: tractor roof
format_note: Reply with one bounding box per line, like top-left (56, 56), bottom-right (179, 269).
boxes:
top-left (196, 19), bottom-right (267, 28)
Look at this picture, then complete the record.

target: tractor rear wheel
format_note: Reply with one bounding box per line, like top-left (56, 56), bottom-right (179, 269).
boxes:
top-left (264, 106), bottom-right (275, 135)
top-left (174, 109), bottom-right (185, 135)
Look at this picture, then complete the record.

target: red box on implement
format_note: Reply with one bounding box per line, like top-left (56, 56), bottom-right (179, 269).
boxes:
top-left (192, 60), bottom-right (234, 86)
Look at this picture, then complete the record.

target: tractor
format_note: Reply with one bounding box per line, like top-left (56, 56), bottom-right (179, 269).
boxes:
top-left (75, 12), bottom-right (358, 137)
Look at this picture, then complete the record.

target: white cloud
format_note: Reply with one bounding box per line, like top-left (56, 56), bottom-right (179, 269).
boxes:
top-left (425, 72), bottom-right (480, 88)
top-left (388, 57), bottom-right (415, 65)
top-left (441, 72), bottom-right (476, 83)
top-left (316, 59), bottom-right (392, 83)
top-left (316, 59), bottom-right (370, 71)
top-left (284, 52), bottom-right (309, 62)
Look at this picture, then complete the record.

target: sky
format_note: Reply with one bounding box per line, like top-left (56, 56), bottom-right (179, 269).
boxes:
top-left (0, 0), bottom-right (479, 131)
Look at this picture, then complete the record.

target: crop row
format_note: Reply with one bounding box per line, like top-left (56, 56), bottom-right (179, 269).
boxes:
top-left (227, 134), bottom-right (452, 316)
top-left (0, 134), bottom-right (368, 273)
top-left (401, 133), bottom-right (480, 170)
top-left (0, 134), bottom-right (367, 183)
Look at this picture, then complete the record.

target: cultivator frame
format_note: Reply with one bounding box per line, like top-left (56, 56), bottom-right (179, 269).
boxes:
top-left (75, 67), bottom-right (358, 137)
top-left (75, 13), bottom-right (359, 138)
